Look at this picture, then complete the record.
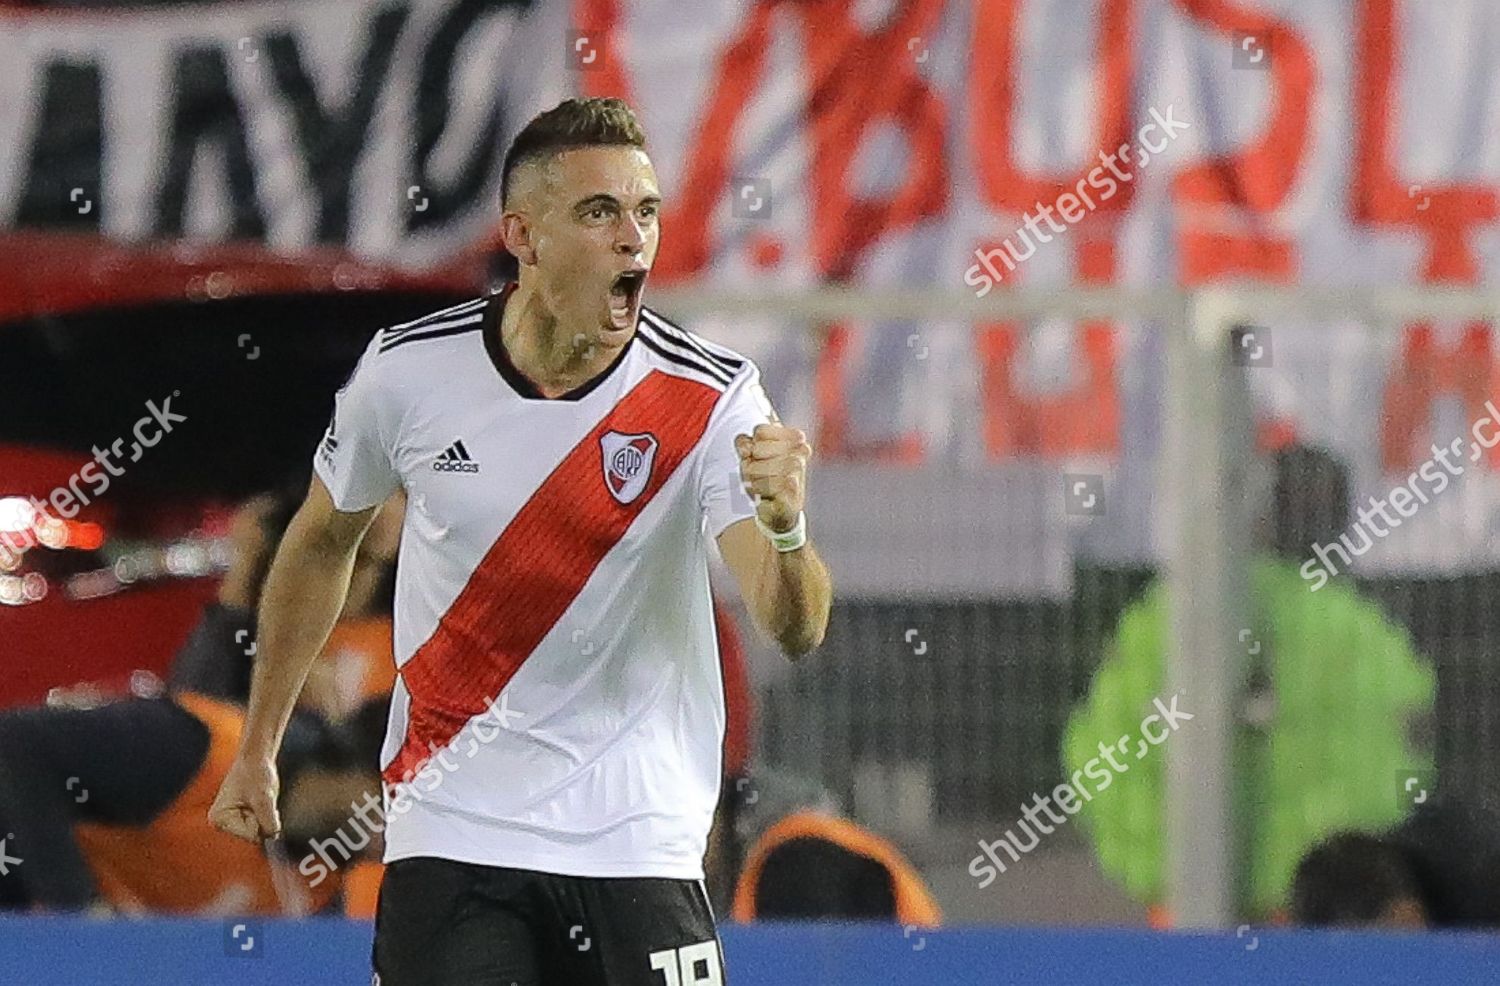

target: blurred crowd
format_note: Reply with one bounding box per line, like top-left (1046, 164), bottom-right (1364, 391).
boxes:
top-left (0, 479), bottom-right (942, 926)
top-left (0, 478), bottom-right (400, 917)
top-left (3, 446), bottom-right (1499, 930)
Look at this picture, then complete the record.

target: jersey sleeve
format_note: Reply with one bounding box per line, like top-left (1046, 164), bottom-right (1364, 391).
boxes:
top-left (699, 361), bottom-right (778, 540)
top-left (312, 344), bottom-right (400, 512)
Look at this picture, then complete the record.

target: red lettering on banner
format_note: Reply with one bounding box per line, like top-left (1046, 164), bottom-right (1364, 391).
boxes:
top-left (1168, 0), bottom-right (1311, 449)
top-left (1380, 325), bottom-right (1499, 473)
top-left (977, 322), bottom-right (1120, 459)
top-left (970, 0), bottom-right (1140, 223)
top-left (1351, 0), bottom-right (1498, 284)
top-left (570, 0), bottom-right (634, 108)
top-left (1382, 320), bottom-right (1500, 471)
top-left (794, 0), bottom-right (947, 460)
top-left (968, 0), bottom-right (1135, 460)
top-left (791, 0), bottom-right (949, 279)
top-left (813, 323), bottom-right (924, 463)
top-left (1351, 0), bottom-right (1500, 472)
top-left (975, 238), bottom-right (1121, 460)
top-left (1172, 0), bottom-right (1312, 283)
top-left (575, 0), bottom-right (947, 459)
top-left (576, 0), bottom-right (948, 284)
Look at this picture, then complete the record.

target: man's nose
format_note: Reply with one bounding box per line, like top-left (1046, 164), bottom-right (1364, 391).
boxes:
top-left (615, 216), bottom-right (646, 254)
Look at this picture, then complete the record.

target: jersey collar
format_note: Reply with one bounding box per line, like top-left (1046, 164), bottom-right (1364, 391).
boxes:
top-left (482, 282), bottom-right (636, 402)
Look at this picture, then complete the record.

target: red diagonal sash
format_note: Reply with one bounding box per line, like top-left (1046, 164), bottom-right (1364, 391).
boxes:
top-left (383, 369), bottom-right (721, 785)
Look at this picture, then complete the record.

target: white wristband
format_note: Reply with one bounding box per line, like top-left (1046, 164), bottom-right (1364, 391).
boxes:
top-left (754, 510), bottom-right (807, 552)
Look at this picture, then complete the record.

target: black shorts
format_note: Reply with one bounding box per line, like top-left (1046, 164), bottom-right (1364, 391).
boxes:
top-left (371, 856), bottom-right (727, 986)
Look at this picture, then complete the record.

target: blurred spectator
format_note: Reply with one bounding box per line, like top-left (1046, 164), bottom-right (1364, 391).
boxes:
top-left (730, 810), bottom-right (940, 926)
top-left (0, 689), bottom-right (387, 914)
top-left (322, 693), bottom-right (397, 919)
top-left (706, 765), bottom-right (835, 911)
top-left (708, 759), bottom-right (938, 926)
top-left (1290, 799), bottom-right (1500, 930)
top-left (1385, 798), bottom-right (1500, 927)
top-left (1064, 445), bottom-right (1436, 920)
top-left (1290, 832), bottom-right (1429, 929)
top-left (170, 479), bottom-right (403, 722)
top-left (0, 481), bottom-right (402, 916)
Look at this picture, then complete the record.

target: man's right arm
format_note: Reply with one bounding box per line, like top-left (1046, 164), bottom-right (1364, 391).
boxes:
top-left (208, 476), bottom-right (381, 842)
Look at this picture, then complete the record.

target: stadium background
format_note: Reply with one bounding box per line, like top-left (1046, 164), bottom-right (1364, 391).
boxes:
top-left (3, 0), bottom-right (1500, 981)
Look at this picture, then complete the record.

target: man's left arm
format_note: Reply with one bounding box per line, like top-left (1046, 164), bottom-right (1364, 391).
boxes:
top-left (716, 422), bottom-right (832, 659)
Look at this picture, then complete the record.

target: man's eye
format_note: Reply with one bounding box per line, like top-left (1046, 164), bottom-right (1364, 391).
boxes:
top-left (638, 205), bottom-right (658, 220)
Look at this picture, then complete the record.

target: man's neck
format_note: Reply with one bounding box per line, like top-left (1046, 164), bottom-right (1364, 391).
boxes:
top-left (497, 282), bottom-right (624, 398)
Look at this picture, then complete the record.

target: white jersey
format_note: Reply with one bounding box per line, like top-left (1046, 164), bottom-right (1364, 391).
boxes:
top-left (313, 285), bottom-right (773, 880)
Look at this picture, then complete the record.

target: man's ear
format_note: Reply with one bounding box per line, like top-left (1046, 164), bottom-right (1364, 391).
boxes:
top-left (501, 211), bottom-right (537, 266)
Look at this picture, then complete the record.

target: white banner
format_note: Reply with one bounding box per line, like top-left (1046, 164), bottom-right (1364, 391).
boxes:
top-left (0, 0), bottom-right (568, 265)
top-left (5, 0), bottom-right (1500, 591)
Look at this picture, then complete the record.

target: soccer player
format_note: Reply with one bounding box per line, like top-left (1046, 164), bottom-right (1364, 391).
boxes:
top-left (209, 96), bottom-right (832, 985)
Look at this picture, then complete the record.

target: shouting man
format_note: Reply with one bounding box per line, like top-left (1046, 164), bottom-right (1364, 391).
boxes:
top-left (210, 97), bottom-right (832, 985)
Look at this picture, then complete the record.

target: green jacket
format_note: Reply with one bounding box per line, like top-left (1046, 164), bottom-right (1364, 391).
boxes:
top-left (1062, 559), bottom-right (1435, 917)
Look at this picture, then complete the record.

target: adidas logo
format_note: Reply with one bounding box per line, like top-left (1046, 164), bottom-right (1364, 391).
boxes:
top-left (318, 408), bottom-right (339, 465)
top-left (433, 439), bottom-right (480, 473)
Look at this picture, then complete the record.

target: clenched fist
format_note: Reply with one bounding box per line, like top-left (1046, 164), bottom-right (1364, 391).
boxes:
top-left (734, 422), bottom-right (811, 532)
top-left (208, 755), bottom-right (282, 843)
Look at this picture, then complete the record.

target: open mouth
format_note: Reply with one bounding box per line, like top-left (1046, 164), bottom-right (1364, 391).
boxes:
top-left (608, 270), bottom-right (647, 329)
